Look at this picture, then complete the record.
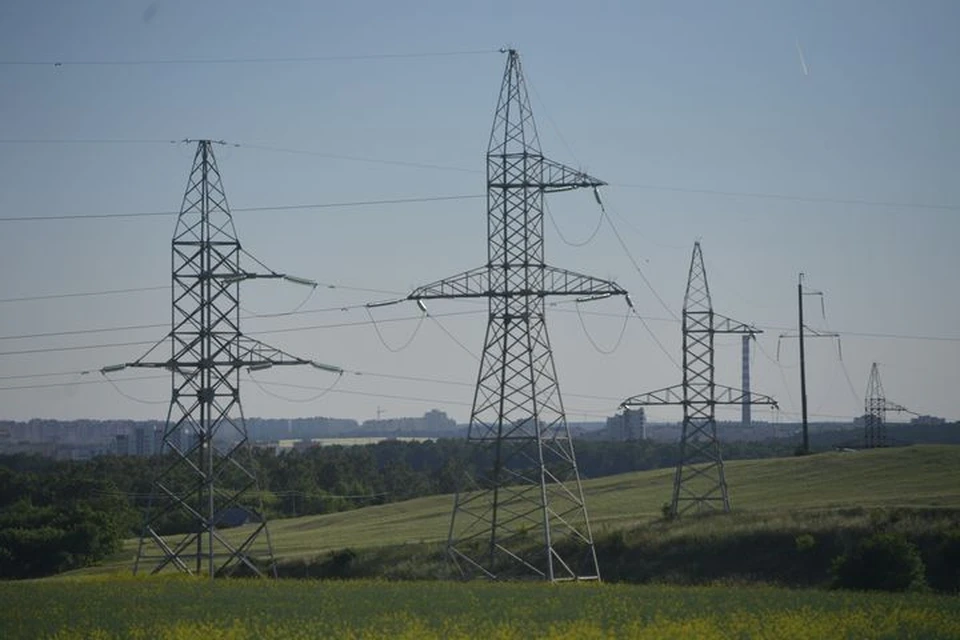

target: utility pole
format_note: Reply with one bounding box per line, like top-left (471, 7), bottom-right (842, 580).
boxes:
top-left (104, 140), bottom-right (340, 578)
top-left (741, 335), bottom-right (752, 427)
top-left (622, 242), bottom-right (776, 517)
top-left (779, 274), bottom-right (837, 455)
top-left (797, 274), bottom-right (809, 453)
top-left (406, 50), bottom-right (628, 581)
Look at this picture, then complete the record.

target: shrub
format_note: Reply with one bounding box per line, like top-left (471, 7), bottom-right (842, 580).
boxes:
top-left (831, 532), bottom-right (926, 592)
top-left (795, 533), bottom-right (816, 553)
top-left (927, 530), bottom-right (960, 593)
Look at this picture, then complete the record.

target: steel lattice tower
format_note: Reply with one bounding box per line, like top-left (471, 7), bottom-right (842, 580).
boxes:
top-left (864, 362), bottom-right (909, 449)
top-left (621, 242), bottom-right (776, 517)
top-left (107, 140), bottom-right (337, 578)
top-left (408, 49), bottom-right (626, 581)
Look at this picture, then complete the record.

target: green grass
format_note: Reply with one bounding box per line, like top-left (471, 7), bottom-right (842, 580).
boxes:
top-left (15, 447), bottom-right (957, 639)
top-left (73, 445), bottom-right (960, 575)
top-left (3, 577), bottom-right (959, 639)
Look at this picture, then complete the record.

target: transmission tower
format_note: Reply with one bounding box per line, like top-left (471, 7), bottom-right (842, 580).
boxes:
top-left (407, 49), bottom-right (627, 581)
top-left (864, 362), bottom-right (912, 449)
top-left (621, 242), bottom-right (776, 517)
top-left (104, 140), bottom-right (339, 578)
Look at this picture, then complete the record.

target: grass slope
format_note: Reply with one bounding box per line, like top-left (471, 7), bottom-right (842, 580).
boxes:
top-left (274, 444), bottom-right (960, 557)
top-left (77, 445), bottom-right (960, 575)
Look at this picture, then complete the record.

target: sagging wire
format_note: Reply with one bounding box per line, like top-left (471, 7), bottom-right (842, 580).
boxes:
top-left (810, 291), bottom-right (859, 412)
top-left (364, 303), bottom-right (427, 353)
top-left (426, 308), bottom-right (480, 362)
top-left (545, 189), bottom-right (604, 248)
top-left (756, 337), bottom-right (796, 413)
top-left (837, 345), bottom-right (862, 411)
top-left (101, 372), bottom-right (168, 405)
top-left (593, 188), bottom-right (680, 322)
top-left (248, 368), bottom-right (344, 404)
top-left (574, 299), bottom-right (630, 355)
top-left (241, 284), bottom-right (318, 318)
top-left (813, 358), bottom-right (843, 415)
top-left (524, 68), bottom-right (582, 170)
top-left (628, 305), bottom-right (681, 370)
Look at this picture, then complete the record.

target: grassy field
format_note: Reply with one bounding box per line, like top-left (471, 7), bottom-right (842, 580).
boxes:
top-left (77, 444), bottom-right (960, 575)
top-left (3, 577), bottom-right (959, 639)
top-left (16, 447), bottom-right (958, 639)
top-left (278, 444), bottom-right (960, 555)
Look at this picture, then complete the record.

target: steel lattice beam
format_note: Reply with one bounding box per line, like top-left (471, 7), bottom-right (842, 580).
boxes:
top-left (114, 140), bottom-right (334, 579)
top-left (621, 242), bottom-right (776, 517)
top-left (409, 50), bottom-right (626, 581)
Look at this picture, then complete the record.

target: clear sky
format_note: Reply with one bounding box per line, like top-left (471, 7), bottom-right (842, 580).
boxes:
top-left (1, 0), bottom-right (958, 426)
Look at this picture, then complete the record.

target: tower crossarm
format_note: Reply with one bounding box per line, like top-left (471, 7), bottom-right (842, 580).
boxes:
top-left (539, 265), bottom-right (625, 297)
top-left (881, 400), bottom-right (914, 415)
top-left (409, 265), bottom-right (625, 301)
top-left (107, 336), bottom-right (338, 374)
top-left (408, 266), bottom-right (490, 300)
top-left (712, 385), bottom-right (778, 407)
top-left (487, 155), bottom-right (605, 193)
top-left (713, 313), bottom-right (761, 335)
top-left (620, 384), bottom-right (685, 408)
top-left (621, 384), bottom-right (777, 409)
top-left (236, 336), bottom-right (342, 372)
top-left (540, 157), bottom-right (606, 192)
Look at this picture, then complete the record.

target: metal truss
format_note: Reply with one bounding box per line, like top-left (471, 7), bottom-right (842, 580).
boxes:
top-left (409, 50), bottom-right (627, 581)
top-left (622, 242), bottom-right (776, 517)
top-left (108, 140), bottom-right (335, 578)
top-left (864, 362), bottom-right (911, 449)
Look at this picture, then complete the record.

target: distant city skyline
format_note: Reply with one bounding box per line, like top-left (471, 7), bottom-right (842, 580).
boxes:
top-left (1, 1), bottom-right (957, 425)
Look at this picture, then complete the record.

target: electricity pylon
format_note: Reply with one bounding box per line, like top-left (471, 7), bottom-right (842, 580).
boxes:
top-left (621, 242), bottom-right (776, 517)
top-left (408, 49), bottom-right (627, 581)
top-left (104, 140), bottom-right (339, 578)
top-left (864, 362), bottom-right (912, 449)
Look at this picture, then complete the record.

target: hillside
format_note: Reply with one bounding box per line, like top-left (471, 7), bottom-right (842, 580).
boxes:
top-left (70, 445), bottom-right (960, 578)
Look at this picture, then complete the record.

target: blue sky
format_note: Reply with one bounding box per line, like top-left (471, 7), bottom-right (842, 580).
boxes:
top-left (1, 0), bottom-right (958, 425)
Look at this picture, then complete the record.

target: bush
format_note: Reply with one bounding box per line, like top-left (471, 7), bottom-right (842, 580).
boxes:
top-left (927, 531), bottom-right (960, 593)
top-left (831, 532), bottom-right (926, 592)
top-left (795, 533), bottom-right (816, 552)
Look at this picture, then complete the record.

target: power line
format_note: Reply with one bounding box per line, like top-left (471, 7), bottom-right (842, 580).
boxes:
top-left (0, 138), bottom-right (483, 175)
top-left (251, 378), bottom-right (613, 419)
top-left (599, 202), bottom-right (680, 322)
top-left (0, 340), bottom-right (157, 357)
top-left (235, 142), bottom-right (480, 174)
top-left (0, 194), bottom-right (485, 222)
top-left (0, 369), bottom-right (92, 381)
top-left (0, 48), bottom-right (501, 67)
top-left (0, 138), bottom-right (179, 145)
top-left (0, 280), bottom-right (401, 307)
top-left (0, 322), bottom-right (167, 341)
top-left (0, 374), bottom-right (165, 392)
top-left (2, 302), bottom-right (955, 357)
top-left (0, 309), bottom-right (486, 357)
top-left (0, 363), bottom-right (626, 409)
top-left (0, 285), bottom-right (167, 304)
top-left (611, 182), bottom-right (959, 212)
